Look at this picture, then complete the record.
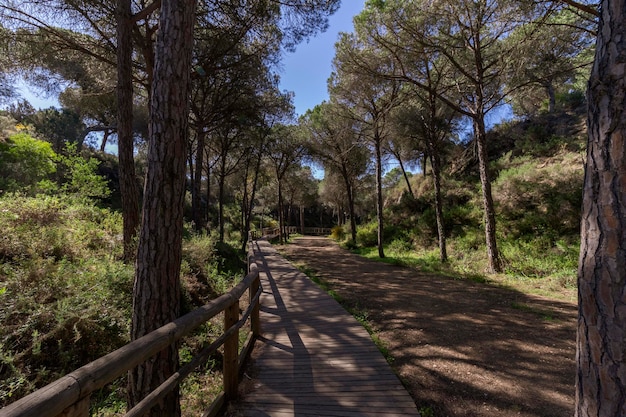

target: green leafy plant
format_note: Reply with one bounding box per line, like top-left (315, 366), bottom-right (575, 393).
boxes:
top-left (330, 225), bottom-right (345, 241)
top-left (0, 133), bottom-right (57, 193)
top-left (57, 143), bottom-right (111, 199)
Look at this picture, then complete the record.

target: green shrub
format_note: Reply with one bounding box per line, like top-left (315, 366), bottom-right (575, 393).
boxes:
top-left (356, 222), bottom-right (378, 247)
top-left (330, 225), bottom-right (345, 241)
top-left (388, 238), bottom-right (413, 254)
top-left (58, 144), bottom-right (111, 200)
top-left (0, 133), bottom-right (57, 193)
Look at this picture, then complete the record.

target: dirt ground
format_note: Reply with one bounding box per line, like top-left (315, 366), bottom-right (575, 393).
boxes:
top-left (277, 236), bottom-right (577, 417)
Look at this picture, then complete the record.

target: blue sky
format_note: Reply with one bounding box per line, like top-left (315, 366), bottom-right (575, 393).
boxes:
top-left (278, 0), bottom-right (367, 117)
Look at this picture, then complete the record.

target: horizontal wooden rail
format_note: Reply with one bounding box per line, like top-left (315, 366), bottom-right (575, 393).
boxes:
top-left (251, 226), bottom-right (331, 240)
top-left (1, 246), bottom-right (262, 417)
top-left (250, 227), bottom-right (280, 240)
top-left (286, 226), bottom-right (332, 236)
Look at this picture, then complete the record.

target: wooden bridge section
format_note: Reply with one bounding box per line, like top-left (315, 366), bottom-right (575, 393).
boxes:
top-left (235, 239), bottom-right (419, 417)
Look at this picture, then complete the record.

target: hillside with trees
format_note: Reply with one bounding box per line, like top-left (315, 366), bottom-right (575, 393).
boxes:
top-left (1, 0), bottom-right (625, 415)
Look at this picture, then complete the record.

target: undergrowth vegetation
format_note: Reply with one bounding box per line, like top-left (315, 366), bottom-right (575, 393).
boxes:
top-left (336, 107), bottom-right (585, 301)
top-left (0, 194), bottom-right (131, 405)
top-left (0, 194), bottom-right (246, 411)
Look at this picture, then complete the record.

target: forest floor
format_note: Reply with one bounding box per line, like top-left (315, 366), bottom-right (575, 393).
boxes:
top-left (276, 236), bottom-right (577, 417)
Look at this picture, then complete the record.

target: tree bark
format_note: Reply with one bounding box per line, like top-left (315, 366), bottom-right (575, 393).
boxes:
top-left (398, 156), bottom-right (414, 198)
top-left (375, 133), bottom-right (385, 258)
top-left (128, 0), bottom-right (196, 415)
top-left (218, 157), bottom-right (226, 242)
top-left (192, 128), bottom-right (206, 232)
top-left (473, 116), bottom-right (501, 273)
top-left (430, 151), bottom-right (447, 262)
top-left (341, 166), bottom-right (357, 244)
top-left (576, 1), bottom-right (626, 415)
top-left (241, 145), bottom-right (263, 252)
top-left (278, 178), bottom-right (285, 244)
top-left (205, 155), bottom-right (211, 225)
top-left (117, 0), bottom-right (140, 263)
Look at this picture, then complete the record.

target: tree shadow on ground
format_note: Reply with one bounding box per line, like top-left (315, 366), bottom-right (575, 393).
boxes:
top-left (279, 237), bottom-right (576, 417)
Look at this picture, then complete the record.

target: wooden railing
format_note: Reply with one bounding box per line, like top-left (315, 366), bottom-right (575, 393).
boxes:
top-left (250, 227), bottom-right (280, 240)
top-left (0, 245), bottom-right (262, 417)
top-left (286, 226), bottom-right (332, 236)
top-left (250, 226), bottom-right (331, 240)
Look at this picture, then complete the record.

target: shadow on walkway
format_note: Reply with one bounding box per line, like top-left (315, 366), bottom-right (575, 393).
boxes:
top-left (228, 239), bottom-right (419, 417)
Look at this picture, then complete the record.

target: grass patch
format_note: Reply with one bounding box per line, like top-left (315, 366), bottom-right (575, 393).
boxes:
top-left (418, 405), bottom-right (436, 417)
top-left (352, 245), bottom-right (489, 284)
top-left (511, 302), bottom-right (556, 321)
top-left (351, 246), bottom-right (440, 271)
top-left (345, 304), bottom-right (393, 364)
top-left (348, 239), bottom-right (576, 302)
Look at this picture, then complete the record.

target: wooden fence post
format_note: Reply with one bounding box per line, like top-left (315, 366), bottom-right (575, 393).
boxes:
top-left (250, 276), bottom-right (261, 338)
top-left (223, 300), bottom-right (239, 402)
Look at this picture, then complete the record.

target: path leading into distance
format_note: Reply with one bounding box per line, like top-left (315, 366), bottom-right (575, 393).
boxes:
top-left (231, 238), bottom-right (419, 417)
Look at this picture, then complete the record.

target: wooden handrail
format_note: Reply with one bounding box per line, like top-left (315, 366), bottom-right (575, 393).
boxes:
top-left (250, 227), bottom-right (280, 240)
top-left (250, 226), bottom-right (331, 241)
top-left (286, 226), bottom-right (332, 236)
top-left (1, 247), bottom-right (262, 417)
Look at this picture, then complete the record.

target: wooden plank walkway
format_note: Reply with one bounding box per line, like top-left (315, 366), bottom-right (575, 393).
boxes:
top-left (235, 239), bottom-right (419, 417)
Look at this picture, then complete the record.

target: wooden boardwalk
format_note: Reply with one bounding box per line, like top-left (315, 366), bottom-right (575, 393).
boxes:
top-left (235, 239), bottom-right (419, 417)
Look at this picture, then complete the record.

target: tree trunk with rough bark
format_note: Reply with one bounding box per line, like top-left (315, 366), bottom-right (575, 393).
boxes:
top-left (375, 134), bottom-right (385, 258)
top-left (128, 0), bottom-right (196, 415)
top-left (117, 0), bottom-right (140, 263)
top-left (473, 116), bottom-right (501, 273)
top-left (341, 166), bottom-right (357, 244)
top-left (278, 179), bottom-right (285, 244)
top-left (192, 128), bottom-right (206, 232)
top-left (430, 151), bottom-right (447, 262)
top-left (241, 147), bottom-right (263, 252)
top-left (218, 158), bottom-right (226, 242)
top-left (576, 1), bottom-right (626, 415)
top-left (397, 157), bottom-right (414, 198)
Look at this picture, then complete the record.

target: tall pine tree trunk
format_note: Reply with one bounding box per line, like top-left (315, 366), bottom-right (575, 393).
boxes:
top-left (473, 116), bottom-right (501, 273)
top-left (116, 0), bottom-right (140, 263)
top-left (242, 147), bottom-right (263, 251)
top-left (128, 0), bottom-right (196, 415)
top-left (278, 179), bottom-right (285, 244)
top-left (430, 151), bottom-right (447, 262)
top-left (375, 134), bottom-right (385, 258)
top-left (397, 156), bottom-right (414, 198)
top-left (192, 128), bottom-right (206, 232)
top-left (340, 165), bottom-right (357, 244)
top-left (576, 1), bottom-right (626, 415)
top-left (218, 159), bottom-right (226, 242)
